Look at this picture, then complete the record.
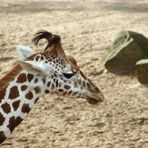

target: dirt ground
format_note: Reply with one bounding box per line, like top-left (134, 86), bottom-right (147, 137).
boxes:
top-left (1, 0), bottom-right (148, 147)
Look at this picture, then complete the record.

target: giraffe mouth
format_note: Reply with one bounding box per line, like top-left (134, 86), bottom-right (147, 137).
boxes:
top-left (85, 92), bottom-right (104, 105)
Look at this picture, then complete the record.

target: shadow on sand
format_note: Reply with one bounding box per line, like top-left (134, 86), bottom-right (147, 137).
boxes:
top-left (104, 2), bottom-right (148, 13)
top-left (0, 1), bottom-right (85, 14)
top-left (0, 1), bottom-right (148, 14)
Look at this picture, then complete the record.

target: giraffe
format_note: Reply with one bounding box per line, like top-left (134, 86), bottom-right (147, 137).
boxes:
top-left (0, 30), bottom-right (104, 144)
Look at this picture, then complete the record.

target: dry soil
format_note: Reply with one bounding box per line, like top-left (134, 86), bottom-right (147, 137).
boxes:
top-left (1, 0), bottom-right (148, 148)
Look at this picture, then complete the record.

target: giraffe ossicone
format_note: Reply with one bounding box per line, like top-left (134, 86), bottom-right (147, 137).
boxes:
top-left (0, 30), bottom-right (104, 144)
top-left (16, 45), bottom-right (33, 60)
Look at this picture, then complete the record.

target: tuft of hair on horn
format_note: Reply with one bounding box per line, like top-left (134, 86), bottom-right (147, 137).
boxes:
top-left (32, 30), bottom-right (52, 46)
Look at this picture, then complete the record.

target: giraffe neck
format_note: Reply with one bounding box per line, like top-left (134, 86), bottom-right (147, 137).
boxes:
top-left (0, 71), bottom-right (48, 143)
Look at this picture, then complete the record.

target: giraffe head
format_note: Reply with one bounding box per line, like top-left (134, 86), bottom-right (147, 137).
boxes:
top-left (18, 30), bottom-right (104, 104)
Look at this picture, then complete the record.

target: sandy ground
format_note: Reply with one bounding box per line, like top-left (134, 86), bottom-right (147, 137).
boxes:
top-left (1, 0), bottom-right (148, 147)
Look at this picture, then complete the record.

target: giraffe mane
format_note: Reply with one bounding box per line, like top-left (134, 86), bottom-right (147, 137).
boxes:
top-left (32, 30), bottom-right (67, 61)
top-left (0, 54), bottom-right (36, 91)
top-left (32, 30), bottom-right (52, 50)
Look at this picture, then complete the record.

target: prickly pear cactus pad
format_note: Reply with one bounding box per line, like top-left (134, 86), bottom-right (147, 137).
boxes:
top-left (136, 59), bottom-right (148, 84)
top-left (105, 31), bottom-right (148, 74)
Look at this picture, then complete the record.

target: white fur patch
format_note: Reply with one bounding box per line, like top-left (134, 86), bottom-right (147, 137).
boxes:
top-left (16, 45), bottom-right (33, 60)
top-left (19, 60), bottom-right (53, 75)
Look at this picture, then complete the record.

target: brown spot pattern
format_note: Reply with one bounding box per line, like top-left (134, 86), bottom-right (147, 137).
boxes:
top-left (0, 54), bottom-right (36, 91)
top-left (16, 73), bottom-right (27, 83)
top-left (42, 78), bottom-right (46, 84)
top-left (63, 92), bottom-right (67, 95)
top-left (45, 90), bottom-right (49, 93)
top-left (1, 102), bottom-right (11, 113)
top-left (34, 97), bottom-right (39, 103)
top-left (16, 117), bottom-right (23, 125)
top-left (9, 86), bottom-right (19, 99)
top-left (25, 91), bottom-right (33, 100)
top-left (67, 90), bottom-right (72, 95)
top-left (0, 131), bottom-right (6, 144)
top-left (35, 56), bottom-right (39, 61)
top-left (12, 100), bottom-right (20, 111)
top-left (27, 74), bottom-right (34, 82)
top-left (0, 113), bottom-right (5, 126)
top-left (58, 89), bottom-right (64, 92)
top-left (55, 80), bottom-right (58, 87)
top-left (86, 82), bottom-right (91, 89)
top-left (51, 83), bottom-right (55, 89)
top-left (21, 85), bottom-right (27, 91)
top-left (34, 78), bottom-right (38, 83)
top-left (22, 104), bottom-right (30, 113)
top-left (34, 87), bottom-right (41, 94)
top-left (64, 85), bottom-right (70, 90)
top-left (83, 81), bottom-right (86, 88)
top-left (41, 56), bottom-right (44, 60)
top-left (7, 116), bottom-right (15, 132)
top-left (0, 87), bottom-right (6, 103)
top-left (47, 81), bottom-right (51, 87)
top-left (6, 116), bottom-right (23, 134)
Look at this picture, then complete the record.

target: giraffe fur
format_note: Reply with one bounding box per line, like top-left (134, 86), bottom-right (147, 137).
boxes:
top-left (0, 30), bottom-right (104, 144)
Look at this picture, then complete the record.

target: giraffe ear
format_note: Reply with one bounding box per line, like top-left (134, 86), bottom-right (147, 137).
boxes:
top-left (16, 45), bottom-right (33, 60)
top-left (19, 60), bottom-right (53, 75)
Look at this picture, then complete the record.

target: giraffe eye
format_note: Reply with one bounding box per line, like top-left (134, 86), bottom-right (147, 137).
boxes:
top-left (63, 72), bottom-right (74, 79)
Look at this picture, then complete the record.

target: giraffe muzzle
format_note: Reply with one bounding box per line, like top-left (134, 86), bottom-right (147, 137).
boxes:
top-left (86, 91), bottom-right (104, 105)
